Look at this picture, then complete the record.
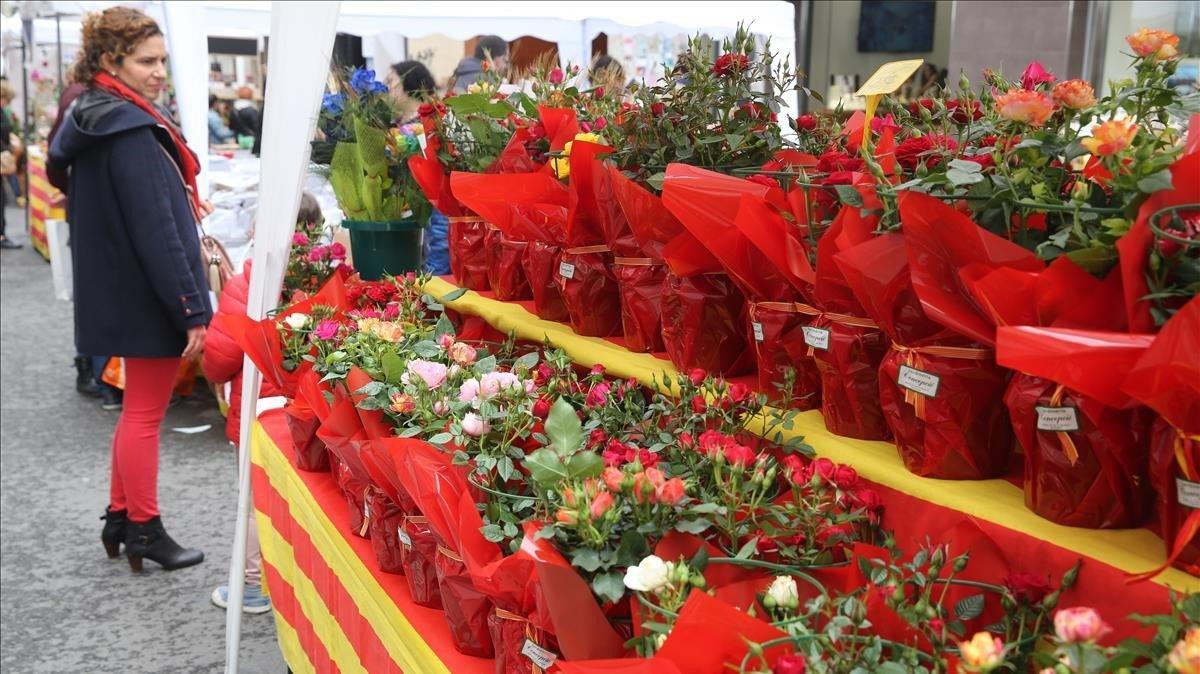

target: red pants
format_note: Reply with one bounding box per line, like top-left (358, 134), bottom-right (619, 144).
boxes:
top-left (109, 357), bottom-right (180, 523)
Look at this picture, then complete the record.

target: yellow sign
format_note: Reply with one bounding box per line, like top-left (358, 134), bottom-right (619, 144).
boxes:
top-left (856, 59), bottom-right (925, 97)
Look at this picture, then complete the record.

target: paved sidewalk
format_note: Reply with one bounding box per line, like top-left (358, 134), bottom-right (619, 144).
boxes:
top-left (0, 208), bottom-right (286, 673)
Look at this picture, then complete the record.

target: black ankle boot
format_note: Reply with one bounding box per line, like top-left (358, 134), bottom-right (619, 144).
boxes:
top-left (75, 357), bottom-right (100, 397)
top-left (125, 517), bottom-right (204, 572)
top-left (100, 507), bottom-right (128, 558)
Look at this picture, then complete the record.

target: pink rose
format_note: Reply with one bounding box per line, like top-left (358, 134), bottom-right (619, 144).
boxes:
top-left (1020, 61), bottom-right (1056, 90)
top-left (585, 382), bottom-right (612, 408)
top-left (448, 342), bottom-right (478, 366)
top-left (406, 359), bottom-right (448, 390)
top-left (480, 371), bottom-right (521, 397)
top-left (433, 399), bottom-right (450, 416)
top-left (292, 232), bottom-right (310, 246)
top-left (548, 67), bottom-right (564, 85)
top-left (312, 319), bottom-right (340, 341)
top-left (329, 242), bottom-right (347, 261)
top-left (307, 245), bottom-right (329, 262)
top-left (438, 333), bottom-right (455, 350)
top-left (588, 490), bottom-right (614, 518)
top-left (1054, 607), bottom-right (1111, 643)
top-left (593, 116), bottom-right (607, 131)
top-left (462, 412), bottom-right (490, 437)
top-left (458, 378), bottom-right (481, 403)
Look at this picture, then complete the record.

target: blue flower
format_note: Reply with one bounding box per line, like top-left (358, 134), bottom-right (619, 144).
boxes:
top-left (322, 92), bottom-right (346, 114)
top-left (349, 67), bottom-right (385, 96)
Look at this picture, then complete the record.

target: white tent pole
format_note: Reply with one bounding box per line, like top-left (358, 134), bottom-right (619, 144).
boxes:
top-left (224, 3), bottom-right (341, 673)
top-left (162, 1), bottom-right (211, 198)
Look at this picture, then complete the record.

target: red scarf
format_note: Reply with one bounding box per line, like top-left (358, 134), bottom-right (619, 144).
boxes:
top-left (94, 72), bottom-right (203, 221)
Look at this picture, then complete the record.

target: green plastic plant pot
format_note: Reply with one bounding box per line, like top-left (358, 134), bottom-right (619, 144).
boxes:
top-left (342, 219), bottom-right (425, 280)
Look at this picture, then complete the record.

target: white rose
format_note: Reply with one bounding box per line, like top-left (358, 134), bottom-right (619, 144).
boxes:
top-left (283, 313), bottom-right (310, 330)
top-left (623, 555), bottom-right (673, 593)
top-left (766, 575), bottom-right (799, 609)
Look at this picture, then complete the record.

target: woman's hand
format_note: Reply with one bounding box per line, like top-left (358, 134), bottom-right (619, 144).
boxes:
top-left (200, 199), bottom-right (215, 217)
top-left (182, 325), bottom-right (206, 360)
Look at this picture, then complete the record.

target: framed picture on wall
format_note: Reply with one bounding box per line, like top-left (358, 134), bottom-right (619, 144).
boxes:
top-left (857, 1), bottom-right (936, 53)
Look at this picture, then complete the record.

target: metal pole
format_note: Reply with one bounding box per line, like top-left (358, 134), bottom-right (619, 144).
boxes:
top-left (20, 15), bottom-right (30, 227)
top-left (55, 13), bottom-right (62, 95)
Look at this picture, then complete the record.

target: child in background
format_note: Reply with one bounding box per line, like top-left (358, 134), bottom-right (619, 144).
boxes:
top-left (203, 192), bottom-right (327, 614)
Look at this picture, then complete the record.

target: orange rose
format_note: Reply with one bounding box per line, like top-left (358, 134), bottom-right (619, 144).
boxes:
top-left (1052, 79), bottom-right (1096, 110)
top-left (589, 491), bottom-right (614, 519)
top-left (1082, 119), bottom-right (1137, 156)
top-left (655, 477), bottom-right (687, 505)
top-left (1126, 28), bottom-right (1180, 60)
top-left (555, 508), bottom-right (578, 525)
top-left (993, 90), bottom-right (1055, 127)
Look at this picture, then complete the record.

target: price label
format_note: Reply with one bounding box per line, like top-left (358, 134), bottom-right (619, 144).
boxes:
top-left (1035, 406), bottom-right (1080, 432)
top-left (897, 365), bottom-right (940, 398)
top-left (1177, 478), bottom-right (1200, 509)
top-left (752, 322), bottom-right (765, 342)
top-left (802, 326), bottom-right (831, 351)
top-left (397, 528), bottom-right (412, 547)
top-left (522, 639), bottom-right (558, 670)
top-left (558, 261), bottom-right (576, 279)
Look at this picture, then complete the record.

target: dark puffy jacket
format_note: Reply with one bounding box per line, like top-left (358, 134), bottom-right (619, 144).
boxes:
top-left (50, 88), bottom-right (212, 357)
top-left (203, 261), bottom-right (284, 444)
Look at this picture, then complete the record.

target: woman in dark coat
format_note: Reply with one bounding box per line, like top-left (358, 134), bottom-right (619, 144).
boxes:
top-left (50, 6), bottom-right (211, 573)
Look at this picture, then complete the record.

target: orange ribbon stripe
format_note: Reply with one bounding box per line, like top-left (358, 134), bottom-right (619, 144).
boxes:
top-left (447, 216), bottom-right (486, 224)
top-left (1048, 385), bottom-right (1080, 466)
top-left (612, 257), bottom-right (659, 266)
top-left (1128, 427), bottom-right (1200, 583)
top-left (890, 343), bottom-right (993, 420)
top-left (564, 245), bottom-right (611, 255)
top-left (494, 608), bottom-right (551, 674)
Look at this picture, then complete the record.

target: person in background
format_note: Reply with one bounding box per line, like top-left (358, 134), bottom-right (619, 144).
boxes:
top-left (208, 94), bottom-right (234, 145)
top-left (1, 79), bottom-right (26, 210)
top-left (50, 6), bottom-right (212, 573)
top-left (47, 77), bottom-right (122, 406)
top-left (589, 53), bottom-right (626, 93)
top-left (0, 80), bottom-right (19, 250)
top-left (228, 86), bottom-right (261, 151)
top-left (202, 193), bottom-right (322, 614)
top-left (451, 35), bottom-right (508, 93)
top-left (385, 60), bottom-right (451, 275)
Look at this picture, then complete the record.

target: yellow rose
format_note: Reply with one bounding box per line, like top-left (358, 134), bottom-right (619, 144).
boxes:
top-left (1081, 119), bottom-right (1137, 157)
top-left (371, 321), bottom-right (406, 343)
top-left (574, 132), bottom-right (602, 145)
top-left (958, 632), bottom-right (1005, 672)
top-left (1168, 627), bottom-right (1200, 674)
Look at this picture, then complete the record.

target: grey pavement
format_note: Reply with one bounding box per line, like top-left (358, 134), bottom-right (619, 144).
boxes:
top-left (0, 207), bottom-right (286, 673)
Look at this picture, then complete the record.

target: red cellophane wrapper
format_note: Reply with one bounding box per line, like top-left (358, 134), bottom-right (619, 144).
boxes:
top-left (662, 164), bottom-right (821, 406)
top-left (1124, 298), bottom-right (1200, 575)
top-left (491, 231), bottom-right (533, 301)
top-left (401, 514), bottom-right (443, 608)
top-left (526, 239), bottom-right (570, 321)
top-left (449, 217), bottom-right (493, 290)
top-left (607, 167), bottom-right (673, 352)
top-left (389, 438), bottom-right (494, 656)
top-left (836, 231), bottom-right (1012, 479)
top-left (660, 272), bottom-right (754, 375)
top-left (283, 368), bottom-right (331, 471)
top-left (555, 141), bottom-right (622, 337)
top-left (1117, 124), bottom-right (1200, 333)
top-left (365, 487), bottom-right (405, 574)
top-left (811, 190), bottom-right (890, 440)
top-left (997, 326), bottom-right (1155, 528)
top-left (654, 590), bottom-right (789, 674)
top-left (315, 395), bottom-right (373, 535)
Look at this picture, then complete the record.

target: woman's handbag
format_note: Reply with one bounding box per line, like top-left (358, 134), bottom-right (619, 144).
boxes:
top-left (199, 231), bottom-right (234, 294)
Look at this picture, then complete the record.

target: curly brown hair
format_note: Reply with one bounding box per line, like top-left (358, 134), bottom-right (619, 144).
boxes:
top-left (73, 7), bottom-right (162, 84)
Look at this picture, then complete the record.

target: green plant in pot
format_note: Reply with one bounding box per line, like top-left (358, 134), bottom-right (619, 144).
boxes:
top-left (323, 67), bottom-right (431, 279)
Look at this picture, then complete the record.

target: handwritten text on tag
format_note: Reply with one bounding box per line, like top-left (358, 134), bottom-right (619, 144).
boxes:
top-left (522, 639), bottom-right (557, 669)
top-left (802, 326), bottom-right (831, 351)
top-left (558, 262), bottom-right (575, 279)
top-left (897, 365), bottom-right (940, 398)
top-left (1036, 406), bottom-right (1080, 432)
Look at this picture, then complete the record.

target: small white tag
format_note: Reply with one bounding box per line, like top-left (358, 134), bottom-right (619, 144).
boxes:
top-left (1035, 406), bottom-right (1080, 432)
top-left (364, 503), bottom-right (370, 519)
top-left (521, 639), bottom-right (557, 669)
top-left (802, 326), bottom-right (831, 351)
top-left (897, 365), bottom-right (940, 398)
top-left (752, 322), bottom-right (765, 342)
top-left (397, 528), bottom-right (412, 547)
top-left (1178, 479), bottom-right (1200, 509)
top-left (558, 261), bottom-right (576, 279)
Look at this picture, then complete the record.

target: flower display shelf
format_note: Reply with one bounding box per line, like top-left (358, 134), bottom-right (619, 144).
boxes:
top-left (423, 276), bottom-right (1198, 620)
top-left (250, 410), bottom-right (492, 674)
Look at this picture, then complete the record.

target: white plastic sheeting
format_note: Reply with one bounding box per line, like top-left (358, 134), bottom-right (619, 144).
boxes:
top-left (225, 3), bottom-right (341, 672)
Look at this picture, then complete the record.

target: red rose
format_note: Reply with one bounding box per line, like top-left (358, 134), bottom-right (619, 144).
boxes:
top-left (691, 395), bottom-right (707, 415)
top-left (728, 382), bottom-right (753, 404)
top-left (907, 98), bottom-right (936, 115)
top-left (1002, 572), bottom-right (1054, 604)
top-left (532, 397), bottom-right (551, 419)
top-left (817, 149), bottom-right (864, 173)
top-left (895, 134), bottom-right (958, 171)
top-left (588, 429), bottom-right (608, 448)
top-left (365, 284), bottom-right (392, 304)
top-left (713, 53), bottom-right (750, 77)
top-left (639, 448), bottom-right (660, 468)
top-left (723, 443), bottom-right (756, 468)
top-left (745, 174), bottom-right (777, 189)
top-left (417, 102), bottom-right (436, 118)
top-left (851, 488), bottom-right (884, 524)
top-left (527, 121), bottom-right (547, 140)
top-left (815, 523), bottom-right (852, 545)
top-left (781, 455), bottom-right (806, 485)
top-left (948, 99), bottom-right (984, 123)
top-left (834, 464), bottom-right (859, 489)
top-left (773, 653), bottom-right (807, 674)
top-left (796, 114), bottom-right (816, 131)
top-left (698, 430), bottom-right (729, 458)
top-left (650, 102), bottom-right (666, 117)
top-left (688, 368), bottom-right (707, 386)
top-left (678, 431), bottom-right (694, 449)
top-left (929, 618), bottom-right (945, 635)
top-left (812, 458), bottom-right (837, 484)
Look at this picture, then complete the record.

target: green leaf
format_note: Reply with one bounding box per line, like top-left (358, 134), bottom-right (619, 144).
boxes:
top-left (428, 432), bottom-right (454, 445)
top-left (947, 168), bottom-right (985, 186)
top-left (689, 545), bottom-right (709, 571)
top-left (947, 159), bottom-right (982, 174)
top-left (514, 351), bottom-right (540, 372)
top-left (545, 398), bottom-right (583, 456)
top-left (433, 314), bottom-right (455, 338)
top-left (382, 352), bottom-right (404, 384)
top-left (645, 172), bottom-right (667, 192)
top-left (398, 426), bottom-right (423, 438)
top-left (353, 381), bottom-right (386, 397)
top-left (567, 452), bottom-right (604, 480)
top-left (473, 355), bottom-right (498, 375)
top-left (525, 448), bottom-right (569, 485)
top-left (481, 524), bottom-right (505, 542)
top-left (591, 571), bottom-right (627, 605)
top-left (735, 537), bottom-right (759, 560)
top-left (834, 185), bottom-right (863, 207)
top-left (412, 340), bottom-right (441, 358)
top-left (1137, 168), bottom-right (1174, 194)
top-left (954, 593), bottom-right (985, 621)
top-left (439, 287), bottom-right (468, 303)
top-left (674, 518), bottom-right (712, 535)
top-left (572, 548), bottom-right (604, 572)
